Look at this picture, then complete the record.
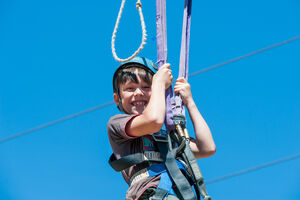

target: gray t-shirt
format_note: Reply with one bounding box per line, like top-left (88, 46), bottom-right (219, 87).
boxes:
top-left (107, 114), bottom-right (161, 200)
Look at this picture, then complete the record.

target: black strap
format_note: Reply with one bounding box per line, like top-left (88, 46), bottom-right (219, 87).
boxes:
top-left (109, 153), bottom-right (147, 172)
top-left (151, 188), bottom-right (169, 200)
top-left (182, 143), bottom-right (211, 200)
top-left (154, 134), bottom-right (197, 200)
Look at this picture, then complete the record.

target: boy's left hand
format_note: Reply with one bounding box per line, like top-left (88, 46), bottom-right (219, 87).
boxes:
top-left (174, 77), bottom-right (193, 106)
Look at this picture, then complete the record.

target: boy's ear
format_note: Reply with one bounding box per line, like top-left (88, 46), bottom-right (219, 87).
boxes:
top-left (113, 93), bottom-right (119, 106)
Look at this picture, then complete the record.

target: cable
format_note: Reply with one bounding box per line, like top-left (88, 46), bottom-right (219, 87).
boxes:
top-left (189, 35), bottom-right (300, 77)
top-left (0, 35), bottom-right (299, 144)
top-left (0, 102), bottom-right (114, 143)
top-left (206, 153), bottom-right (300, 184)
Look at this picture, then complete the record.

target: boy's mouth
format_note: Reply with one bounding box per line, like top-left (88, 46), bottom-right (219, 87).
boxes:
top-left (131, 100), bottom-right (147, 106)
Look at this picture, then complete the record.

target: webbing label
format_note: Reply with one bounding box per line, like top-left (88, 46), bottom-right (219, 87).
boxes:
top-left (144, 151), bottom-right (163, 162)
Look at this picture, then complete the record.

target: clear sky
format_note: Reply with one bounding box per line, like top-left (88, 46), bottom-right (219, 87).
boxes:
top-left (0, 0), bottom-right (299, 200)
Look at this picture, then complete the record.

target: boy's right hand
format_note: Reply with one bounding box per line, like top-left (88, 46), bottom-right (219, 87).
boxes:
top-left (152, 63), bottom-right (173, 89)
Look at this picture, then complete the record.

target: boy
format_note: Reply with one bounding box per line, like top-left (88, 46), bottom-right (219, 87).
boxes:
top-left (108, 57), bottom-right (215, 200)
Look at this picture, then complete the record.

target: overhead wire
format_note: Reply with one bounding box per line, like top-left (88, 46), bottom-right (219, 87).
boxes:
top-left (0, 35), bottom-right (300, 144)
top-left (189, 35), bottom-right (300, 77)
top-left (0, 102), bottom-right (114, 143)
top-left (206, 153), bottom-right (300, 184)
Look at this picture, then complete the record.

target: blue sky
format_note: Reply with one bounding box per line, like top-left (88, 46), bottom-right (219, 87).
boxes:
top-left (0, 0), bottom-right (299, 199)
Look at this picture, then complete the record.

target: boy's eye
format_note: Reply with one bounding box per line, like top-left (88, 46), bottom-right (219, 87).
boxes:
top-left (125, 87), bottom-right (135, 91)
top-left (142, 86), bottom-right (150, 90)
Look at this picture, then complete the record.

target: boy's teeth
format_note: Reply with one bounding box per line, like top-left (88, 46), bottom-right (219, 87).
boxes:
top-left (134, 102), bottom-right (145, 106)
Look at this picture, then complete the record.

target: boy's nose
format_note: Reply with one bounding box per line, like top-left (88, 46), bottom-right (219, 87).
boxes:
top-left (134, 88), bottom-right (144, 96)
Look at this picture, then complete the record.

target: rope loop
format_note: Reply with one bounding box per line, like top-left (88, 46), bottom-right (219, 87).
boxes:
top-left (111, 0), bottom-right (147, 63)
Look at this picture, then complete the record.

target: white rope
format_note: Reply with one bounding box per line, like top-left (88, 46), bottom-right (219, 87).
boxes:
top-left (111, 0), bottom-right (147, 63)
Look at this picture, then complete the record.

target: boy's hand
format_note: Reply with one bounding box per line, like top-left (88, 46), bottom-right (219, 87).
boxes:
top-left (174, 77), bottom-right (193, 106)
top-left (153, 63), bottom-right (173, 89)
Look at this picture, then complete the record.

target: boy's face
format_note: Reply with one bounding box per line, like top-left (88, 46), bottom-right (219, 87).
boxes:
top-left (114, 75), bottom-right (151, 114)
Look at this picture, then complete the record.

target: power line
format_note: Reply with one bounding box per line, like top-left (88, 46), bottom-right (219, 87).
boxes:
top-left (189, 35), bottom-right (300, 77)
top-left (0, 35), bottom-right (299, 144)
top-left (206, 153), bottom-right (300, 184)
top-left (0, 102), bottom-right (114, 143)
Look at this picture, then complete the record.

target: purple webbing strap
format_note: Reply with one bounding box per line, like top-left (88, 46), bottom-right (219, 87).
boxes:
top-left (174, 0), bottom-right (193, 116)
top-left (156, 0), bottom-right (192, 131)
top-left (156, 0), bottom-right (167, 67)
top-left (156, 0), bottom-right (176, 131)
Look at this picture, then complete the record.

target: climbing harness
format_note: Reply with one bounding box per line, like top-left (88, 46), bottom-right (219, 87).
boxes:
top-left (111, 0), bottom-right (147, 62)
top-left (109, 127), bottom-right (211, 199)
top-left (110, 0), bottom-right (211, 199)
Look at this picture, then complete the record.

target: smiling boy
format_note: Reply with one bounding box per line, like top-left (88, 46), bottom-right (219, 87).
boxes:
top-left (108, 57), bottom-right (215, 200)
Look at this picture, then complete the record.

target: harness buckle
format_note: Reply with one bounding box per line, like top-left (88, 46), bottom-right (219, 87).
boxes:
top-left (151, 133), bottom-right (168, 143)
top-left (173, 114), bottom-right (186, 126)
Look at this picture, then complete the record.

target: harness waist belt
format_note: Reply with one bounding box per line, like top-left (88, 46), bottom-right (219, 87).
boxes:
top-left (109, 151), bottom-right (163, 172)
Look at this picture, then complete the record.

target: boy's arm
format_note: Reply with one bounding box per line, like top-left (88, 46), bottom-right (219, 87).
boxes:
top-left (126, 63), bottom-right (173, 137)
top-left (174, 78), bottom-right (216, 159)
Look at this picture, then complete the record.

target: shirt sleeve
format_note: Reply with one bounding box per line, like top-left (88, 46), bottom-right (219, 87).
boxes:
top-left (107, 114), bottom-right (140, 143)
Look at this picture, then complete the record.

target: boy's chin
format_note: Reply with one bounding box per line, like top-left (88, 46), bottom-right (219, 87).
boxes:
top-left (132, 106), bottom-right (146, 114)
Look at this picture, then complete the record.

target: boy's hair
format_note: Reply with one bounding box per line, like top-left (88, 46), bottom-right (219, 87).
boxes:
top-left (113, 63), bottom-right (154, 112)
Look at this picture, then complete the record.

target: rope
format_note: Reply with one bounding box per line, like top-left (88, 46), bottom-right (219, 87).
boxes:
top-left (111, 0), bottom-right (147, 62)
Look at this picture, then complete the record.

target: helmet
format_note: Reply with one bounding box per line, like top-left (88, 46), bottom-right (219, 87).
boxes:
top-left (112, 57), bottom-right (158, 94)
top-left (112, 57), bottom-right (158, 112)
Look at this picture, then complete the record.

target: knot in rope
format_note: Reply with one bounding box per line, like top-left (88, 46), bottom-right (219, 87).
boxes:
top-left (136, 0), bottom-right (142, 9)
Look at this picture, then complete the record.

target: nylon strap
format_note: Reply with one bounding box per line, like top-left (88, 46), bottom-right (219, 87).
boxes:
top-left (109, 153), bottom-right (146, 171)
top-left (156, 0), bottom-right (175, 131)
top-left (156, 0), bottom-right (193, 130)
top-left (153, 134), bottom-right (197, 200)
top-left (175, 0), bottom-right (193, 116)
top-left (178, 0), bottom-right (192, 80)
top-left (147, 164), bottom-right (173, 200)
top-left (130, 160), bottom-right (186, 199)
top-left (109, 151), bottom-right (163, 172)
top-left (182, 140), bottom-right (211, 200)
